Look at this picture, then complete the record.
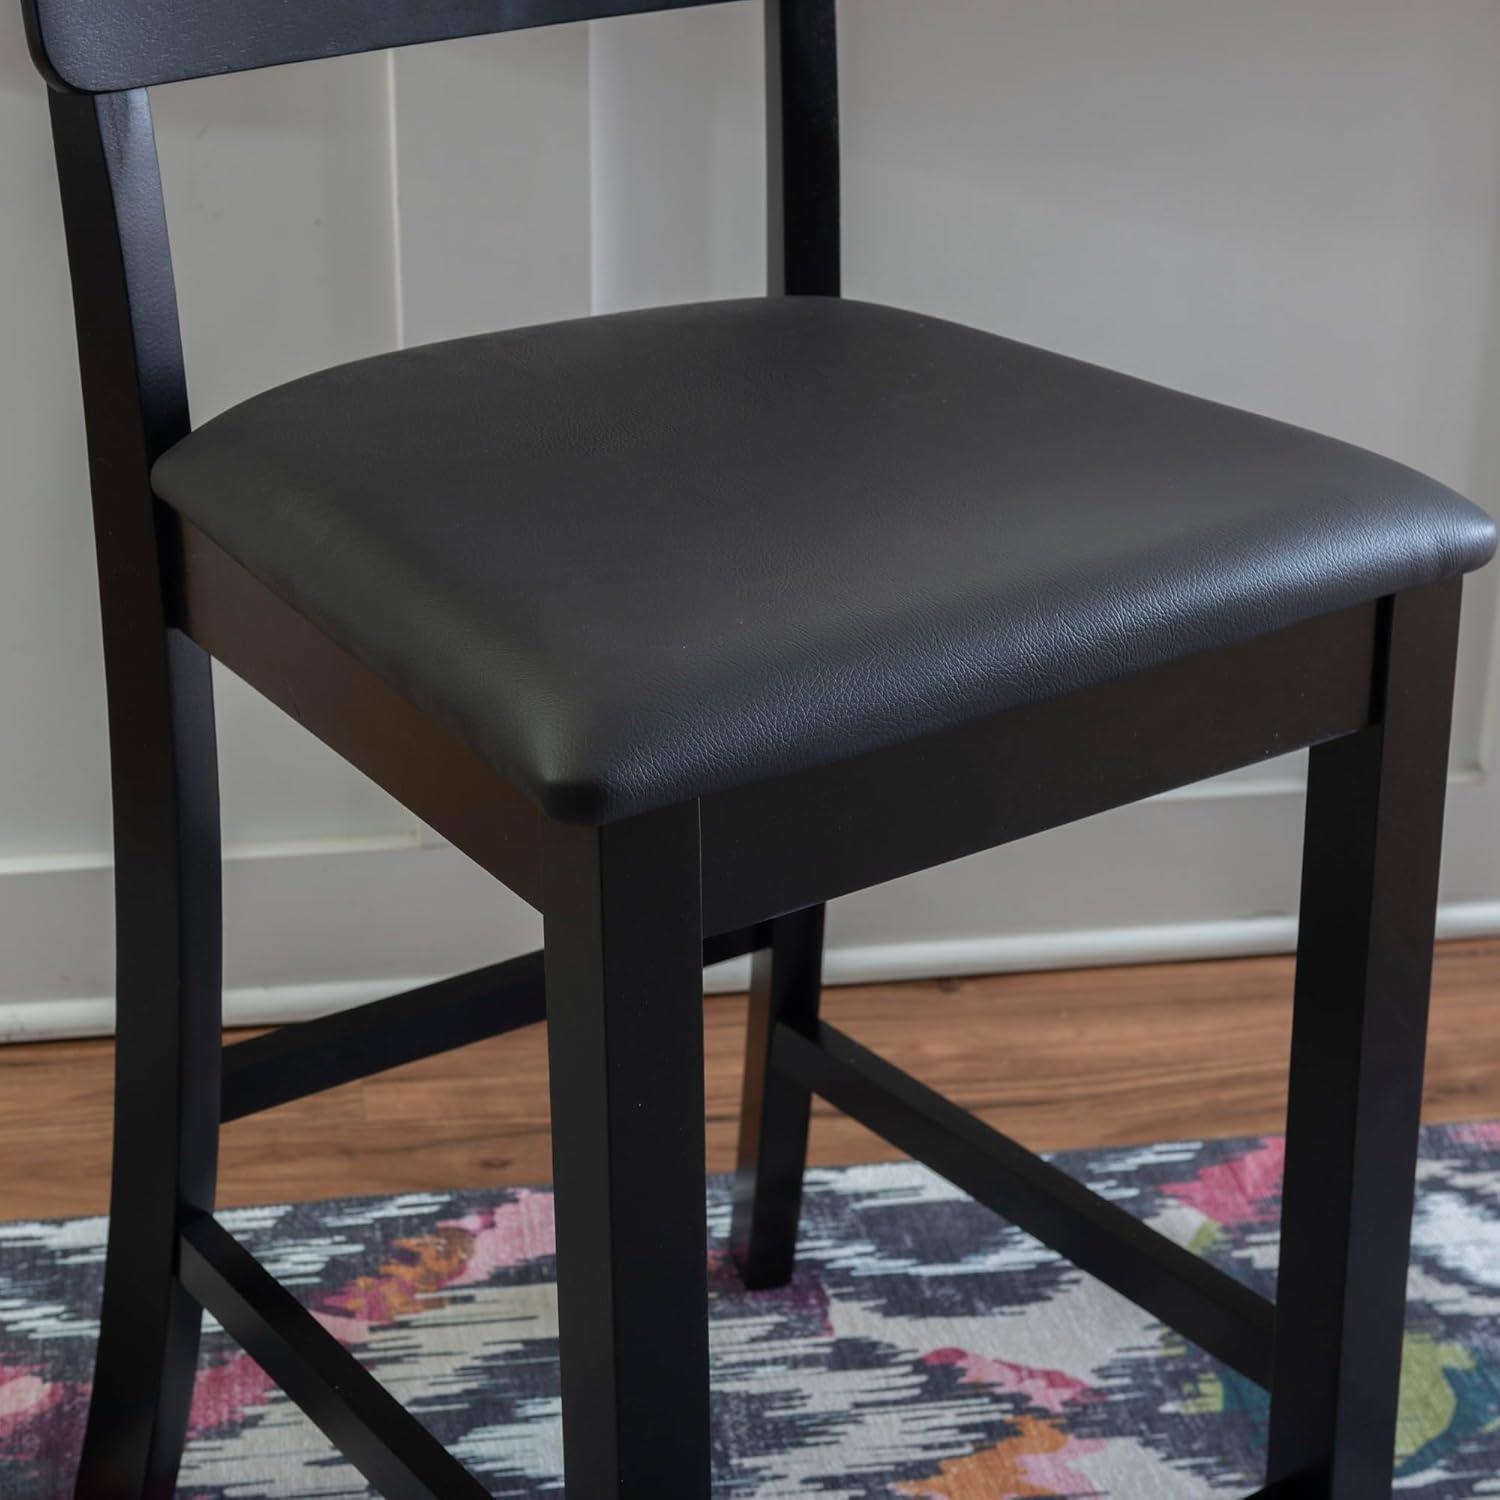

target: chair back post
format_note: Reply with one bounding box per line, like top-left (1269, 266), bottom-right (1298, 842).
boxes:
top-left (45, 83), bottom-right (221, 1084)
top-left (765, 0), bottom-right (840, 297)
top-left (47, 85), bottom-right (188, 690)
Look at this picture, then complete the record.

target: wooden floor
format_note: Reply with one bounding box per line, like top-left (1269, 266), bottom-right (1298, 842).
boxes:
top-left (3, 938), bottom-right (1498, 1222)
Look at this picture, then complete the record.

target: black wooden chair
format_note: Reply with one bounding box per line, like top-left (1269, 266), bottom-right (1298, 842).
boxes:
top-left (21, 1), bottom-right (1497, 1496)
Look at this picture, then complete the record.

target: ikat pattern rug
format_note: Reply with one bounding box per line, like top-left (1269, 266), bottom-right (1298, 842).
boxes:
top-left (3, 1122), bottom-right (1500, 1496)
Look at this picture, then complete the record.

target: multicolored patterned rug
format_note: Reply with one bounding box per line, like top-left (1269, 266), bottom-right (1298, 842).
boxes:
top-left (3, 1122), bottom-right (1499, 1497)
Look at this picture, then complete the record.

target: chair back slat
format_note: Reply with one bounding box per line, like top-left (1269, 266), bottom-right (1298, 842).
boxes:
top-left (24, 0), bottom-right (733, 94)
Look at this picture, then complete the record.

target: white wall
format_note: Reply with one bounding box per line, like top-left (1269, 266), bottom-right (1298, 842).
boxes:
top-left (4, 0), bottom-right (1500, 1039)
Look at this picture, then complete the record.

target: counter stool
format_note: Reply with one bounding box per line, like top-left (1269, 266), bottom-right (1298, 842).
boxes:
top-left (21, 0), bottom-right (1496, 1496)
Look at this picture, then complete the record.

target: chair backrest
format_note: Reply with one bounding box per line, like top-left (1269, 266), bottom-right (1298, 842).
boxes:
top-left (24, 0), bottom-right (737, 94)
top-left (26, 0), bottom-right (839, 315)
top-left (27, 0), bottom-right (839, 716)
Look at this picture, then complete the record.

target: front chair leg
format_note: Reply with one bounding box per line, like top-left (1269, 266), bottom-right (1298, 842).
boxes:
top-left (1268, 582), bottom-right (1462, 1499)
top-left (77, 632), bottom-right (223, 1499)
top-left (731, 904), bottom-right (826, 1288)
top-left (545, 804), bottom-right (711, 1499)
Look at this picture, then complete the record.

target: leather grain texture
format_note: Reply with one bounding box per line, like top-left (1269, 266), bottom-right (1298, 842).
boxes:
top-left (152, 297), bottom-right (1497, 824)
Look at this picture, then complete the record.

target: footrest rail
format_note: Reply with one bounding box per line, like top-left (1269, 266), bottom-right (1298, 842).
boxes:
top-left (180, 1213), bottom-right (491, 1500)
top-left (222, 924), bottom-right (768, 1122)
top-left (772, 1020), bottom-right (1276, 1388)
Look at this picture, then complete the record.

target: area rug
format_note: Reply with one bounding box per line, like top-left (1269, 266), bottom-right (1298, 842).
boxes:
top-left (3, 1123), bottom-right (1499, 1497)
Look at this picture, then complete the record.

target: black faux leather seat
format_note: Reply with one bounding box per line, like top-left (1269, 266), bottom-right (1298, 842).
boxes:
top-left (152, 295), bottom-right (1496, 824)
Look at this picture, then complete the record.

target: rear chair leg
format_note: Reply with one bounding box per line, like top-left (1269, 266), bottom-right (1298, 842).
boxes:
top-left (731, 904), bottom-right (826, 1289)
top-left (1268, 582), bottom-right (1462, 1499)
top-left (76, 632), bottom-right (222, 1500)
top-left (545, 804), bottom-right (711, 1498)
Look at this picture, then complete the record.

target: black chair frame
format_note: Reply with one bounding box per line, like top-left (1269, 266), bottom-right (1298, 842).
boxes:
top-left (26, 1), bottom-right (1463, 1496)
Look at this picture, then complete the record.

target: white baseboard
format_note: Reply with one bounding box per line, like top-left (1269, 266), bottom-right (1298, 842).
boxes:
top-left (772, 897), bottom-right (1500, 987)
top-left (5, 899), bottom-right (1498, 1045)
top-left (0, 977), bottom-right (418, 1046)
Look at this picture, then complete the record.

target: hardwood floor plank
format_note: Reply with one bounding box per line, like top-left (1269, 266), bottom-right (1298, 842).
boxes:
top-left (1, 939), bottom-right (1496, 1221)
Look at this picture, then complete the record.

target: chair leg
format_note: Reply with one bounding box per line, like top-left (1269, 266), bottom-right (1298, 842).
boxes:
top-left (730, 904), bottom-right (826, 1289)
top-left (1267, 582), bottom-right (1461, 1499)
top-left (76, 632), bottom-right (223, 1500)
top-left (544, 803), bottom-right (711, 1499)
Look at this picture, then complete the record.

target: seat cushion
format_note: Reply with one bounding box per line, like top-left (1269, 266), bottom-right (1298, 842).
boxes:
top-left (153, 296), bottom-right (1496, 823)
